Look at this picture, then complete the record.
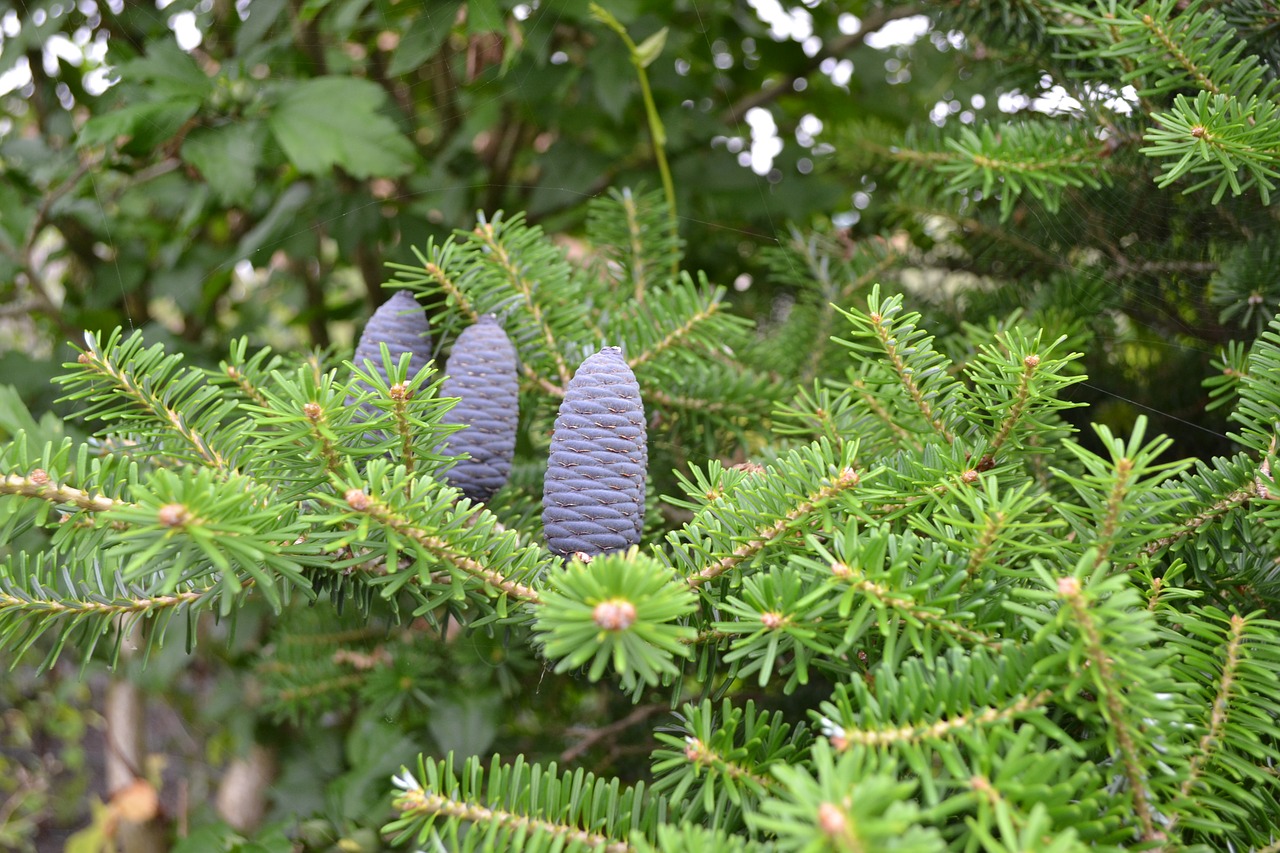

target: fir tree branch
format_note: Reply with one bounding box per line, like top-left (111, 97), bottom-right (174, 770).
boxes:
top-left (301, 402), bottom-right (343, 474)
top-left (681, 736), bottom-right (779, 792)
top-left (1142, 475), bottom-right (1266, 555)
top-left (1059, 577), bottom-right (1162, 843)
top-left (1136, 8), bottom-right (1220, 95)
top-left (822, 689), bottom-right (1053, 750)
top-left (419, 255), bottom-right (480, 323)
top-left (1179, 612), bottom-right (1246, 801)
top-left (621, 188), bottom-right (650, 302)
top-left (73, 344), bottom-right (230, 471)
top-left (964, 511), bottom-right (1004, 580)
top-left (269, 674), bottom-right (365, 704)
top-left (866, 307), bottom-right (956, 445)
top-left (642, 386), bottom-right (729, 414)
top-left (834, 562), bottom-right (999, 647)
top-left (849, 378), bottom-right (919, 447)
top-left (473, 220), bottom-right (573, 388)
top-left (1, 471), bottom-right (122, 513)
top-left (223, 364), bottom-right (272, 409)
top-left (343, 489), bottom-right (543, 604)
top-left (627, 301), bottom-right (723, 370)
top-left (1094, 457), bottom-right (1133, 567)
top-left (988, 354), bottom-right (1040, 457)
top-left (686, 467), bottom-right (861, 588)
top-left (0, 586), bottom-right (217, 618)
top-left (388, 383), bottom-right (416, 476)
top-left (391, 785), bottom-right (632, 853)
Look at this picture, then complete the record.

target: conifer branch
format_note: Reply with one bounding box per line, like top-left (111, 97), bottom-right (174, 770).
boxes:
top-left (73, 344), bottom-right (230, 471)
top-left (824, 689), bottom-right (1053, 750)
top-left (988, 354), bottom-right (1039, 456)
top-left (0, 585), bottom-right (213, 618)
top-left (1095, 457), bottom-right (1134, 567)
top-left (621, 189), bottom-right (649, 302)
top-left (1179, 612), bottom-right (1246, 801)
top-left (1136, 9), bottom-right (1220, 95)
top-left (223, 364), bottom-right (272, 409)
top-left (643, 386), bottom-right (729, 414)
top-left (835, 564), bottom-right (999, 647)
top-left (627, 301), bottom-right (722, 370)
top-left (270, 674), bottom-right (365, 704)
top-left (1059, 578), bottom-right (1162, 843)
top-left (1, 471), bottom-right (122, 513)
top-left (849, 378), bottom-right (918, 446)
top-left (686, 467), bottom-right (860, 588)
top-left (422, 257), bottom-right (480, 323)
top-left (391, 786), bottom-right (632, 853)
top-left (474, 220), bottom-right (573, 388)
top-left (1143, 473), bottom-right (1266, 555)
top-left (343, 489), bottom-right (543, 604)
top-left (866, 309), bottom-right (956, 445)
top-left (681, 736), bottom-right (779, 791)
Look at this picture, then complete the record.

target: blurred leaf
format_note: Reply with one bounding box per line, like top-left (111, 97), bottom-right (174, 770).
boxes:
top-left (467, 0), bottom-right (504, 34)
top-left (181, 121), bottom-right (267, 207)
top-left (234, 0), bottom-right (288, 53)
top-left (386, 4), bottom-right (461, 77)
top-left (78, 99), bottom-right (200, 153)
top-left (427, 692), bottom-right (500, 759)
top-left (634, 27), bottom-right (668, 68)
top-left (266, 77), bottom-right (418, 178)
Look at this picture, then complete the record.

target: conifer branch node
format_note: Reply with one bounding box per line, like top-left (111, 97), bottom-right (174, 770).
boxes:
top-left (1, 472), bottom-right (121, 513)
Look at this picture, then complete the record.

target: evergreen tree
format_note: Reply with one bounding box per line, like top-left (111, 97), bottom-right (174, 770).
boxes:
top-left (3, 1), bottom-right (1280, 851)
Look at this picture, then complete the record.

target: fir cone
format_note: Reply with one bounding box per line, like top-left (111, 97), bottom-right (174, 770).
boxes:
top-left (439, 315), bottom-right (519, 502)
top-left (543, 346), bottom-right (647, 558)
top-left (351, 290), bottom-right (433, 386)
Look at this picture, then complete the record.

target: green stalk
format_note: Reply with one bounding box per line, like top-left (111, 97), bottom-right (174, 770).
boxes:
top-left (590, 4), bottom-right (679, 280)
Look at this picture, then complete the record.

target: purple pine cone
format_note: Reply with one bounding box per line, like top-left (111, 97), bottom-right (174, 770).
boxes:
top-left (543, 346), bottom-right (647, 558)
top-left (351, 290), bottom-right (433, 386)
top-left (440, 315), bottom-right (519, 502)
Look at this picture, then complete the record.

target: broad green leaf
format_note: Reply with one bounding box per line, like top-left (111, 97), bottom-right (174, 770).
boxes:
top-left (234, 0), bottom-right (288, 53)
top-left (467, 0), bottom-right (504, 34)
top-left (386, 4), bottom-right (461, 77)
top-left (266, 77), bottom-right (418, 178)
top-left (113, 40), bottom-right (212, 100)
top-left (78, 98), bottom-right (201, 153)
top-left (181, 121), bottom-right (267, 206)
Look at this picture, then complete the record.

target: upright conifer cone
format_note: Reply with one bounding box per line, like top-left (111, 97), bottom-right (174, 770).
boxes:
top-left (351, 290), bottom-right (433, 387)
top-left (440, 315), bottom-right (519, 502)
top-left (543, 346), bottom-right (647, 558)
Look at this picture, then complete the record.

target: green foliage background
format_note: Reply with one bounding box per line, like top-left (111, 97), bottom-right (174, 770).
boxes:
top-left (2, 0), bottom-right (1280, 851)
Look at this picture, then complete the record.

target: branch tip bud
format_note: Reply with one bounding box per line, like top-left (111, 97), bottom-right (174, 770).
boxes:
top-left (1058, 576), bottom-right (1081, 597)
top-left (1024, 353), bottom-right (1041, 368)
top-left (29, 469), bottom-right (50, 486)
top-left (303, 401), bottom-right (323, 421)
top-left (593, 599), bottom-right (637, 631)
top-left (157, 503), bottom-right (189, 527)
top-left (345, 489), bottom-right (371, 511)
top-left (817, 802), bottom-right (847, 836)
